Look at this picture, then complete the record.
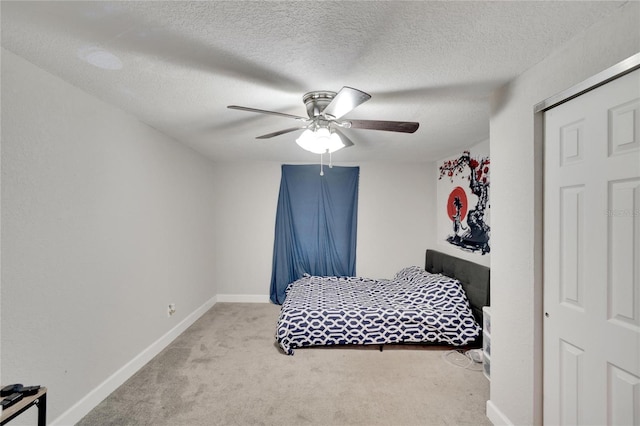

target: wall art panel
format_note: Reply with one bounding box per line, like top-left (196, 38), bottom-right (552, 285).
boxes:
top-left (437, 144), bottom-right (490, 255)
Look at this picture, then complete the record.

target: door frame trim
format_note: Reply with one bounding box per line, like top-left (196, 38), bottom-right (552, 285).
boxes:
top-left (535, 52), bottom-right (640, 113)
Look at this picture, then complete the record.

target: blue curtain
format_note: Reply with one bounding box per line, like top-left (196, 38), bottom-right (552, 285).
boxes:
top-left (269, 164), bottom-right (359, 304)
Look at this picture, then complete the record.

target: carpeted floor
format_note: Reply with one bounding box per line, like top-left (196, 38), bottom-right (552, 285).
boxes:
top-left (77, 303), bottom-right (490, 426)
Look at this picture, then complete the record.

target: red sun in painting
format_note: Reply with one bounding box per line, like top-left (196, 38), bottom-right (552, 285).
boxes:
top-left (447, 186), bottom-right (468, 221)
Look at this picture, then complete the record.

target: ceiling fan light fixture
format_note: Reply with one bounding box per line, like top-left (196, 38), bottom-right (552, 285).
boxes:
top-left (296, 129), bottom-right (324, 154)
top-left (295, 128), bottom-right (345, 154)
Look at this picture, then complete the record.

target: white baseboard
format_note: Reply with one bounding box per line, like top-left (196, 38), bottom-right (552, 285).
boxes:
top-left (486, 400), bottom-right (513, 426)
top-left (51, 296), bottom-right (217, 426)
top-left (216, 294), bottom-right (270, 303)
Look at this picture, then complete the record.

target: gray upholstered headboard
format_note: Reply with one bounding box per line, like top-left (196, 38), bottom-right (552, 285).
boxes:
top-left (425, 249), bottom-right (490, 328)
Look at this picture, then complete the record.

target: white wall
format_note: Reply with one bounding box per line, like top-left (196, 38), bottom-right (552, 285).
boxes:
top-left (213, 160), bottom-right (436, 299)
top-left (211, 162), bottom-right (280, 300)
top-left (487, 3), bottom-right (640, 425)
top-left (356, 161), bottom-right (435, 278)
top-left (1, 49), bottom-right (219, 424)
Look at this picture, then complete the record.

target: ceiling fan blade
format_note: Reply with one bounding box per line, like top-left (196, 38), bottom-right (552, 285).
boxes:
top-left (256, 127), bottom-right (305, 139)
top-left (322, 87), bottom-right (371, 119)
top-left (332, 128), bottom-right (355, 148)
top-left (347, 119), bottom-right (419, 133)
top-left (228, 105), bottom-right (308, 121)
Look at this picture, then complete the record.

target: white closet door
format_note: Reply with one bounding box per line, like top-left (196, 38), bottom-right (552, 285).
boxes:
top-left (544, 69), bottom-right (640, 425)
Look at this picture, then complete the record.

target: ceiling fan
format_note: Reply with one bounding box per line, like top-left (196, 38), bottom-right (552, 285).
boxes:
top-left (227, 87), bottom-right (419, 155)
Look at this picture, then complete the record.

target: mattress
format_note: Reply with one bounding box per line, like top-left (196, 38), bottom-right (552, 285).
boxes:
top-left (276, 266), bottom-right (480, 355)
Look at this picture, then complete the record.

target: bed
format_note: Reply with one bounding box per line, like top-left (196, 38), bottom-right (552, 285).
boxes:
top-left (276, 249), bottom-right (490, 355)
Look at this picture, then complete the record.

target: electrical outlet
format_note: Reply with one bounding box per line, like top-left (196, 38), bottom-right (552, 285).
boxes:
top-left (168, 303), bottom-right (176, 317)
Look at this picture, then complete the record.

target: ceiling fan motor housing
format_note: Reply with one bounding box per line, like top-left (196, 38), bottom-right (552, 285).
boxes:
top-left (303, 91), bottom-right (336, 118)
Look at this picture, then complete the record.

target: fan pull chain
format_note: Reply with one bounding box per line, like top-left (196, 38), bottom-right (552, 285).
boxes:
top-left (320, 153), bottom-right (324, 176)
top-left (329, 151), bottom-right (333, 168)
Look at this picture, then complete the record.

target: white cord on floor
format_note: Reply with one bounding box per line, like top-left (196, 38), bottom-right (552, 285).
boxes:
top-left (441, 349), bottom-right (484, 371)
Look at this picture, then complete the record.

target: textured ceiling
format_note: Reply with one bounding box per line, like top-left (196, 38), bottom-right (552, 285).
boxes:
top-left (1, 1), bottom-right (625, 163)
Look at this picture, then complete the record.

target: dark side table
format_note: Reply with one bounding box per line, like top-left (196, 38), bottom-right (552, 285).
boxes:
top-left (0, 387), bottom-right (47, 426)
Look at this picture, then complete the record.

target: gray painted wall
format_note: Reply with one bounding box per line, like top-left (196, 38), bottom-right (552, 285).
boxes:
top-left (1, 48), bottom-right (221, 423)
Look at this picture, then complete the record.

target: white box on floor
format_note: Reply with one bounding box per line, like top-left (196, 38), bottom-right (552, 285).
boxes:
top-left (483, 306), bottom-right (491, 334)
top-left (483, 330), bottom-right (491, 357)
top-left (482, 306), bottom-right (491, 380)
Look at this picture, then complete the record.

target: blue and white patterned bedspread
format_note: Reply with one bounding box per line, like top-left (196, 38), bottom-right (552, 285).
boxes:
top-left (276, 266), bottom-right (480, 355)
